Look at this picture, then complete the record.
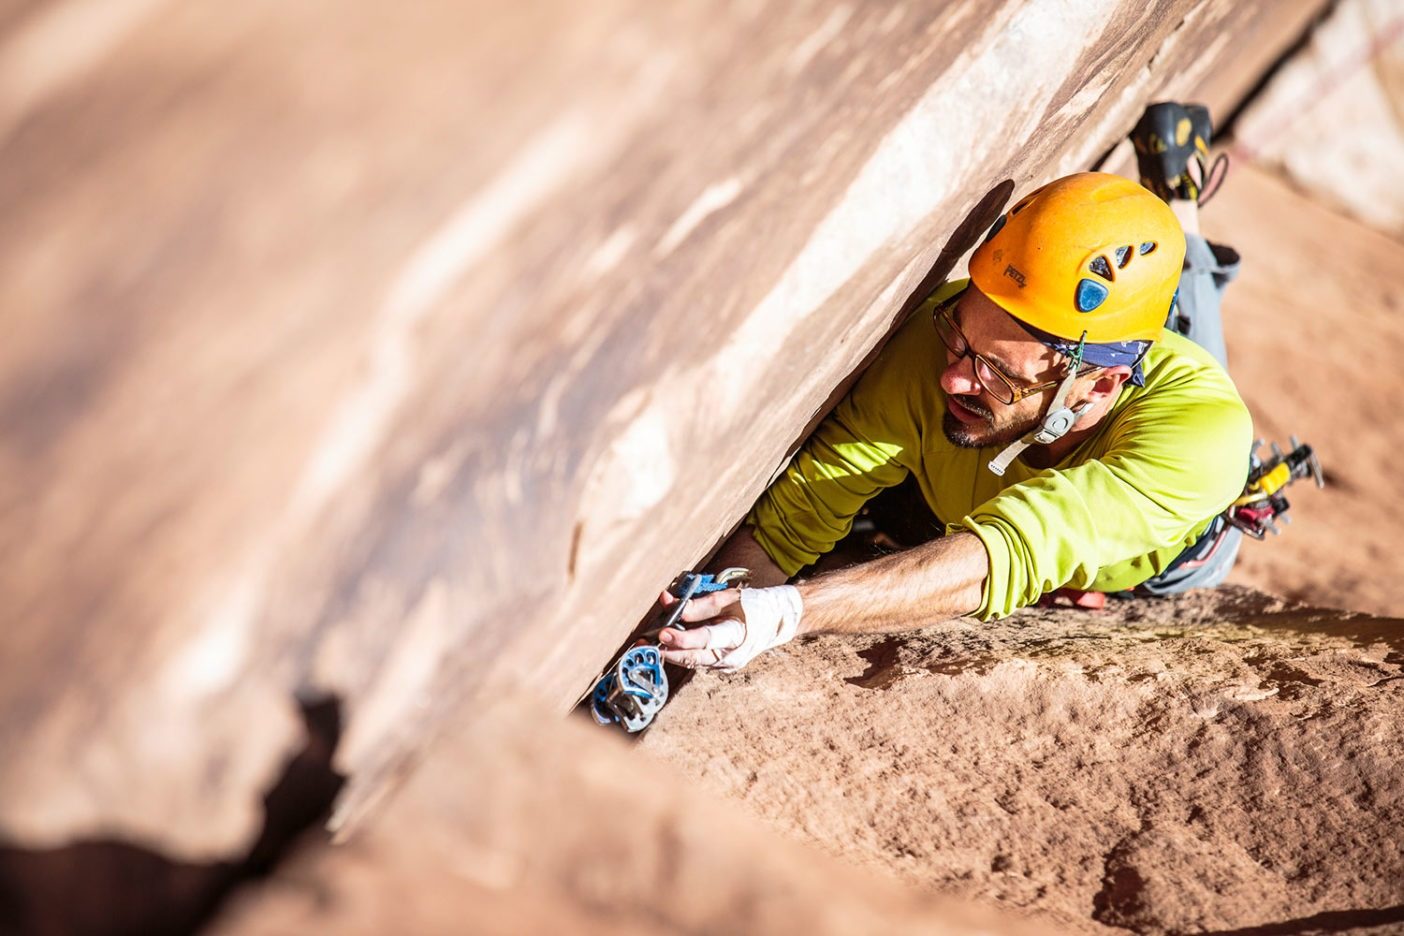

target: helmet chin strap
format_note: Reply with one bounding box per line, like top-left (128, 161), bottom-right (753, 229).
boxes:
top-left (988, 334), bottom-right (1091, 477)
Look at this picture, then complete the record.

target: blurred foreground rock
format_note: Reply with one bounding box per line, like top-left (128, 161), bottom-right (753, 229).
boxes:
top-left (0, 0), bottom-right (1327, 861)
top-left (210, 700), bottom-right (1044, 936)
top-left (642, 587), bottom-right (1404, 934)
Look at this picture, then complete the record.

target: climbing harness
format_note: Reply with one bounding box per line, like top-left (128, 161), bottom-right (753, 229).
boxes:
top-left (590, 567), bottom-right (751, 733)
top-left (1144, 437), bottom-right (1323, 579)
top-left (1226, 437), bottom-right (1325, 539)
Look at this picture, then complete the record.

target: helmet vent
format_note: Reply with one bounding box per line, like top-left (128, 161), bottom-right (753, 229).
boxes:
top-left (1115, 245), bottom-right (1133, 268)
top-left (1088, 256), bottom-right (1114, 281)
top-left (1076, 278), bottom-right (1109, 313)
top-left (1138, 241), bottom-right (1157, 255)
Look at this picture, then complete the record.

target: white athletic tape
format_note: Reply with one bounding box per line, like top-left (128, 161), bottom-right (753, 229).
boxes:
top-left (710, 585), bottom-right (802, 672)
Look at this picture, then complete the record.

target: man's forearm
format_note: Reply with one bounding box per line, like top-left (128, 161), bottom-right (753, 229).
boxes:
top-left (708, 526), bottom-right (789, 588)
top-left (795, 531), bottom-right (987, 635)
top-left (660, 528), bottom-right (988, 671)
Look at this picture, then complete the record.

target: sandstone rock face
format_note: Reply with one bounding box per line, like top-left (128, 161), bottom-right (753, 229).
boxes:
top-left (1234, 0), bottom-right (1404, 237)
top-left (0, 0), bottom-right (1328, 859)
top-left (1204, 165), bottom-right (1404, 616)
top-left (210, 699), bottom-right (1044, 936)
top-left (641, 587), bottom-right (1404, 934)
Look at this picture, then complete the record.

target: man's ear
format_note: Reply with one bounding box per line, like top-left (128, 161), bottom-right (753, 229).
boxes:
top-left (1083, 365), bottom-right (1133, 404)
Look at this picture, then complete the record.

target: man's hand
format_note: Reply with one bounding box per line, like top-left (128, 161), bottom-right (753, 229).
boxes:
top-left (657, 585), bottom-right (803, 672)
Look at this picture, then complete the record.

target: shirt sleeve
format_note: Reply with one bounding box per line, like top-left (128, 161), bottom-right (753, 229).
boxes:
top-left (747, 404), bottom-right (910, 576)
top-left (951, 383), bottom-right (1253, 620)
top-left (746, 296), bottom-right (949, 576)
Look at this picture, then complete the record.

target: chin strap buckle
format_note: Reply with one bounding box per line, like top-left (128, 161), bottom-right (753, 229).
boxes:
top-left (988, 338), bottom-right (1090, 476)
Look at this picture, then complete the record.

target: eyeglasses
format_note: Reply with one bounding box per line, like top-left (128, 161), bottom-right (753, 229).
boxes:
top-left (932, 296), bottom-right (1095, 405)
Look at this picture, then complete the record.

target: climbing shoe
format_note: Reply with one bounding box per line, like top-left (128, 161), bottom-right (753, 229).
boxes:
top-left (1130, 101), bottom-right (1228, 206)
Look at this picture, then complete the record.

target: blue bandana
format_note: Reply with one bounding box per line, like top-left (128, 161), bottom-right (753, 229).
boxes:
top-left (1014, 319), bottom-right (1151, 387)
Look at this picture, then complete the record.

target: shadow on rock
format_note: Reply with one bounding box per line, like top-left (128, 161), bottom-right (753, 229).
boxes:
top-left (0, 696), bottom-right (345, 936)
top-left (1201, 903), bottom-right (1404, 935)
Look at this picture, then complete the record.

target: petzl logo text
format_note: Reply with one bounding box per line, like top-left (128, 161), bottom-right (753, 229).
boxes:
top-left (1004, 264), bottom-right (1027, 288)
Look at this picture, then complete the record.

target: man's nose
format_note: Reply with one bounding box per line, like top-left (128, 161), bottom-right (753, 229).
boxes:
top-left (940, 353), bottom-right (981, 397)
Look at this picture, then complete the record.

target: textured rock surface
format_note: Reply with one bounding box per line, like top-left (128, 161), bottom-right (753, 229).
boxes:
top-left (209, 700), bottom-right (1045, 936)
top-left (1205, 164), bottom-right (1404, 616)
top-left (0, 0), bottom-right (1329, 858)
top-left (1234, 0), bottom-right (1404, 237)
top-left (641, 587), bottom-right (1404, 934)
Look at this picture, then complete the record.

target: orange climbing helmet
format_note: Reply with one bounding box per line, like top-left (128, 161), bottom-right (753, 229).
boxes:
top-left (968, 172), bottom-right (1186, 344)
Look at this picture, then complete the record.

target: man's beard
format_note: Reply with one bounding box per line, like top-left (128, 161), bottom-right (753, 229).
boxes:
top-left (942, 394), bottom-right (1041, 449)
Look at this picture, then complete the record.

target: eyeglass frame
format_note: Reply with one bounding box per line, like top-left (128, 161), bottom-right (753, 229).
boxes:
top-left (930, 292), bottom-right (1099, 406)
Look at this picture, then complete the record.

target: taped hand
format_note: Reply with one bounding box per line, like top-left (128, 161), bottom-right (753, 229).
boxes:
top-left (657, 585), bottom-right (803, 672)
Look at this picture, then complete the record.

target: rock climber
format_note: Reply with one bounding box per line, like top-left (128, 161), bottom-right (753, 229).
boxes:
top-left (660, 102), bottom-right (1272, 671)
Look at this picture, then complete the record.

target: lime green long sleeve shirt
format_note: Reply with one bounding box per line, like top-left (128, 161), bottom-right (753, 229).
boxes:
top-left (747, 280), bottom-right (1254, 620)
